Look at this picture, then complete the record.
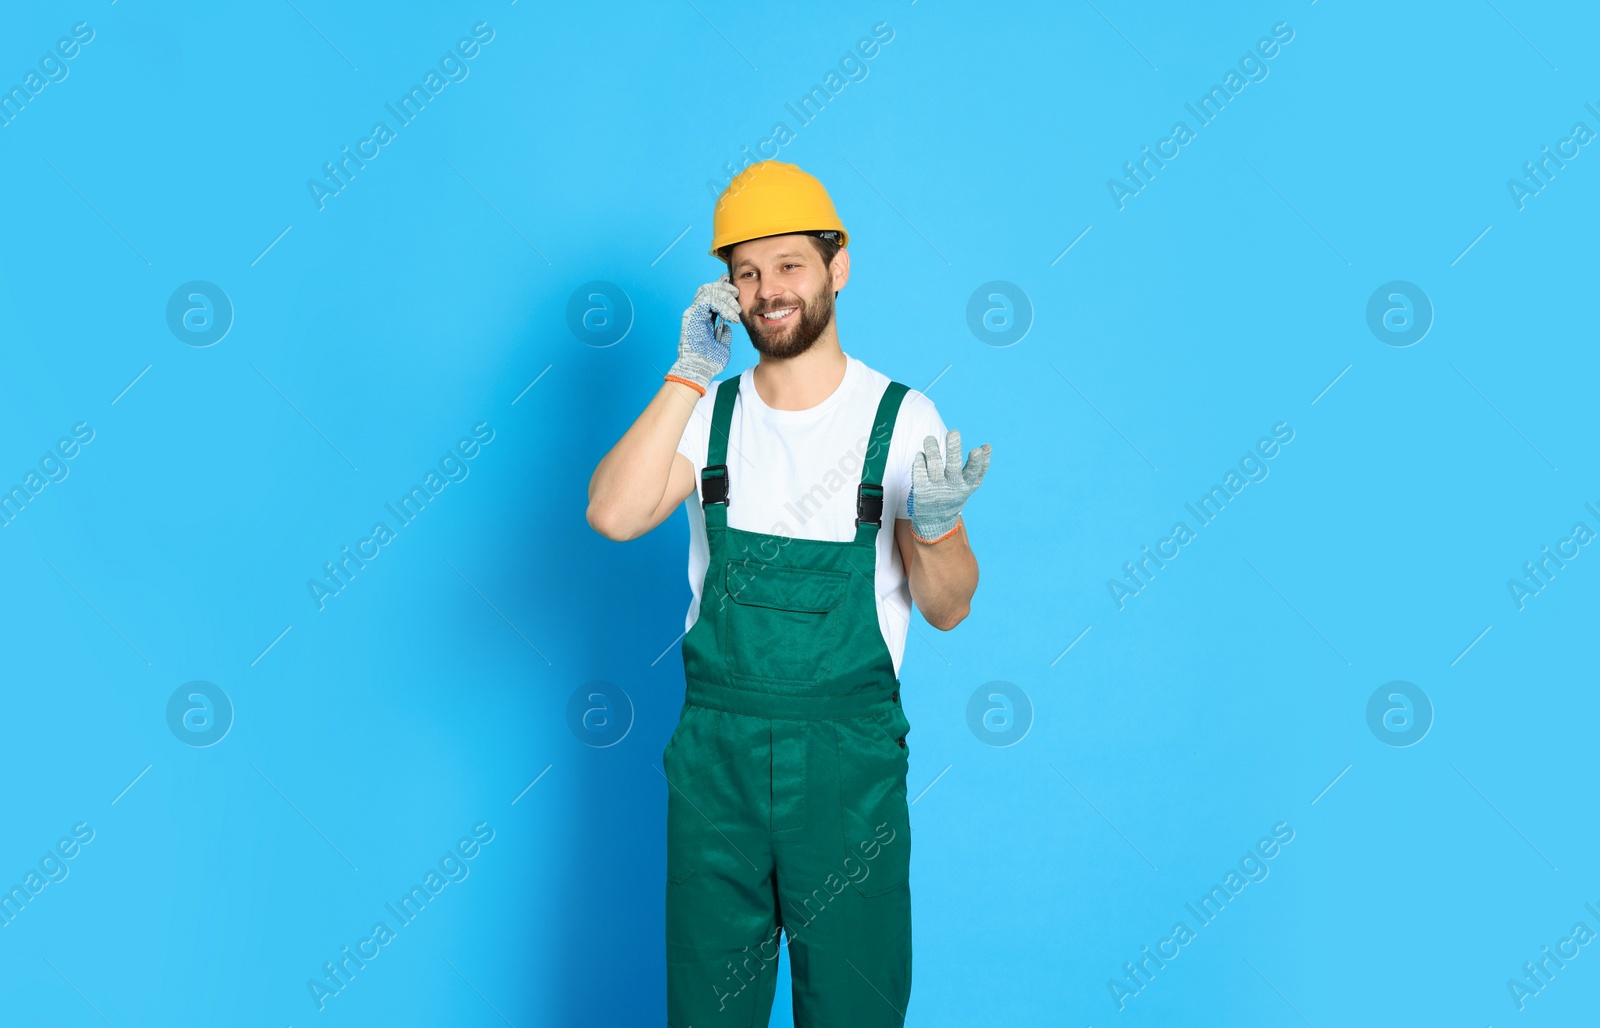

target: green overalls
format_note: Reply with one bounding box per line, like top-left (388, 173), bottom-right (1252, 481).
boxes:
top-left (665, 375), bottom-right (914, 1028)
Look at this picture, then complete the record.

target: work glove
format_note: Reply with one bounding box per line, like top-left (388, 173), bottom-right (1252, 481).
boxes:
top-left (666, 274), bottom-right (741, 396)
top-left (908, 430), bottom-right (991, 543)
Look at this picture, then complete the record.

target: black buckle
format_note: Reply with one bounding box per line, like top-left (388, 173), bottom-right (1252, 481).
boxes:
top-left (856, 483), bottom-right (884, 527)
top-left (701, 464), bottom-right (729, 507)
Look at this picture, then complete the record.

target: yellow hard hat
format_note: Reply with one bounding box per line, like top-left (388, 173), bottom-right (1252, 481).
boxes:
top-left (709, 160), bottom-right (849, 260)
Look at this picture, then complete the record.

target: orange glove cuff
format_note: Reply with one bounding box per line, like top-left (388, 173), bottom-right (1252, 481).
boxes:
top-left (664, 374), bottom-right (707, 397)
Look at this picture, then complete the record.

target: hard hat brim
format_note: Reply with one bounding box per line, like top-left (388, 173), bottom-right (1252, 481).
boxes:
top-left (710, 227), bottom-right (850, 261)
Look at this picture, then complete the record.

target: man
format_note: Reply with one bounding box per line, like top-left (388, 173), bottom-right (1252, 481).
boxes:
top-left (586, 159), bottom-right (990, 1027)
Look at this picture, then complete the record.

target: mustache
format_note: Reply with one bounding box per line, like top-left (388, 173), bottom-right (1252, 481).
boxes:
top-left (750, 299), bottom-right (803, 316)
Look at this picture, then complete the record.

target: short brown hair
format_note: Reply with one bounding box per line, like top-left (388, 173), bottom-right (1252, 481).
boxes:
top-left (806, 230), bottom-right (842, 267)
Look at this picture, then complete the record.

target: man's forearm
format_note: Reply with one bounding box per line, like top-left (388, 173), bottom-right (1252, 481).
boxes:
top-left (906, 517), bottom-right (978, 630)
top-left (586, 379), bottom-right (699, 539)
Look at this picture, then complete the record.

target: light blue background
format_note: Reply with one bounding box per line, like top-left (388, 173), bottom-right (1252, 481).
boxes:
top-left (1, 0), bottom-right (1596, 1024)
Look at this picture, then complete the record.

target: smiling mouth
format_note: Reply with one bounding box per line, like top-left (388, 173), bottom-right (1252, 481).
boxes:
top-left (759, 306), bottom-right (798, 324)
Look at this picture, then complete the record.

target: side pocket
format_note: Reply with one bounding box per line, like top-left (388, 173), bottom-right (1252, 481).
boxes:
top-left (876, 705), bottom-right (911, 752)
top-left (664, 705), bottom-right (698, 886)
top-left (837, 716), bottom-right (911, 898)
top-left (665, 782), bottom-right (699, 885)
top-left (668, 787), bottom-right (700, 883)
top-left (662, 705), bottom-right (690, 767)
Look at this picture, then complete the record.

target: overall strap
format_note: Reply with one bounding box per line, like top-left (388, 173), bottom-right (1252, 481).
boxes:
top-left (700, 376), bottom-right (740, 530)
top-left (853, 381), bottom-right (909, 544)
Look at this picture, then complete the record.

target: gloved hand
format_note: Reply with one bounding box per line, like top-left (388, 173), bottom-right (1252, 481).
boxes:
top-left (666, 275), bottom-right (741, 396)
top-left (908, 430), bottom-right (990, 543)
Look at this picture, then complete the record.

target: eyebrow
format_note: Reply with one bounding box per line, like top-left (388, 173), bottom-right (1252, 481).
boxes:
top-left (734, 250), bottom-right (810, 270)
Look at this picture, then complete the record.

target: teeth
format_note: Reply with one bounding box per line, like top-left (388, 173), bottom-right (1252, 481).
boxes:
top-left (762, 308), bottom-right (796, 321)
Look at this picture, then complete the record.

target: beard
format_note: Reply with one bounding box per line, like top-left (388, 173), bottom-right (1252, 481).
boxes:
top-left (741, 280), bottom-right (835, 359)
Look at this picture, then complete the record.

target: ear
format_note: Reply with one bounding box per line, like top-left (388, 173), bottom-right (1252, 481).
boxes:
top-left (830, 246), bottom-right (850, 293)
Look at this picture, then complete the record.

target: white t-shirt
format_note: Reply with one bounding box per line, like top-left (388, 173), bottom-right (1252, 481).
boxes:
top-left (675, 353), bottom-right (947, 677)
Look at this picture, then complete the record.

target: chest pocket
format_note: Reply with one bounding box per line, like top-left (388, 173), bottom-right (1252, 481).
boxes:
top-left (721, 560), bottom-right (849, 685)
